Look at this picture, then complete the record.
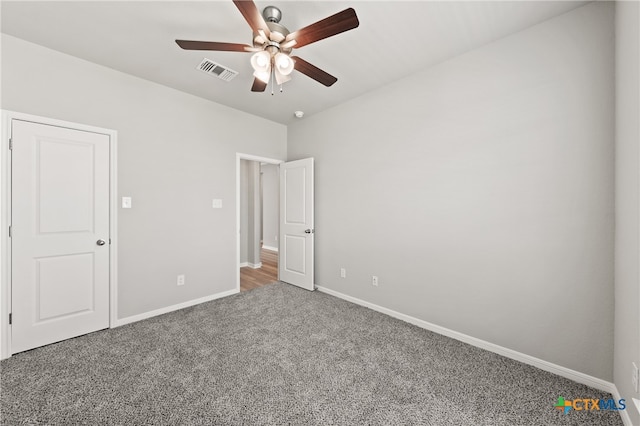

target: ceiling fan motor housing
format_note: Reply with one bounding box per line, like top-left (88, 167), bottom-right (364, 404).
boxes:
top-left (253, 9), bottom-right (292, 55)
top-left (262, 6), bottom-right (282, 23)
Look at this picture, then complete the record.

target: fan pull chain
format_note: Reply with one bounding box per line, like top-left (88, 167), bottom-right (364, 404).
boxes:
top-left (271, 71), bottom-right (274, 96)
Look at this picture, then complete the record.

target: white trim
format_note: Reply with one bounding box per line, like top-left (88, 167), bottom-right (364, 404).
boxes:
top-left (113, 289), bottom-right (238, 327)
top-left (316, 285), bottom-right (616, 394)
top-left (633, 398), bottom-right (640, 419)
top-left (239, 262), bottom-right (262, 269)
top-left (0, 110), bottom-right (117, 360)
top-left (236, 153), bottom-right (282, 294)
top-left (262, 245), bottom-right (278, 252)
top-left (0, 112), bottom-right (12, 360)
top-left (611, 385), bottom-right (634, 426)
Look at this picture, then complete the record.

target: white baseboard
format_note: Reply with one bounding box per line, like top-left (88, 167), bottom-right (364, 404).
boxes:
top-left (611, 386), bottom-right (635, 426)
top-left (113, 288), bottom-right (239, 327)
top-left (262, 245), bottom-right (278, 252)
top-left (239, 262), bottom-right (262, 269)
top-left (316, 285), bottom-right (616, 395)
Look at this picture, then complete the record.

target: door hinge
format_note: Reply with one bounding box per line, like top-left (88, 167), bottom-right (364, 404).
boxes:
top-left (8, 313), bottom-right (12, 325)
top-left (8, 226), bottom-right (11, 238)
top-left (8, 138), bottom-right (12, 150)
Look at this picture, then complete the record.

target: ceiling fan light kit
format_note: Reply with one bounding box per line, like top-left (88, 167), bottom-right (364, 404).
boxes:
top-left (176, 0), bottom-right (359, 93)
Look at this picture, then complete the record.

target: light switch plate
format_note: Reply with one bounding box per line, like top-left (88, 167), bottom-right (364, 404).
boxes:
top-left (122, 197), bottom-right (132, 209)
top-left (212, 199), bottom-right (223, 209)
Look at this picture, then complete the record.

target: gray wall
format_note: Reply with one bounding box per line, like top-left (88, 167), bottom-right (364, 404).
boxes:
top-left (240, 160), bottom-right (249, 264)
top-left (246, 161), bottom-right (261, 265)
top-left (261, 164), bottom-right (279, 251)
top-left (288, 2), bottom-right (614, 380)
top-left (1, 35), bottom-right (287, 319)
top-left (614, 1), bottom-right (640, 423)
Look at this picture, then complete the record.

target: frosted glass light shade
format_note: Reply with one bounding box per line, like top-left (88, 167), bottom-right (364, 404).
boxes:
top-left (251, 51), bottom-right (271, 73)
top-left (275, 53), bottom-right (294, 76)
top-left (274, 69), bottom-right (291, 85)
top-left (253, 70), bottom-right (270, 84)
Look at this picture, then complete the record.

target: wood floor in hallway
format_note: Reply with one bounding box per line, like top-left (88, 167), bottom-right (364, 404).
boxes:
top-left (240, 248), bottom-right (278, 292)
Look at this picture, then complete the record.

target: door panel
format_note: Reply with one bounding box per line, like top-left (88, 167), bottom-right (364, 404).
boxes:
top-left (11, 120), bottom-right (110, 354)
top-left (36, 253), bottom-right (95, 322)
top-left (279, 158), bottom-right (314, 290)
top-left (38, 140), bottom-right (95, 233)
top-left (283, 235), bottom-right (306, 274)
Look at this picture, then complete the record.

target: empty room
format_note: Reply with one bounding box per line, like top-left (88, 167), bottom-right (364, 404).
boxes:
top-left (0, 1), bottom-right (638, 425)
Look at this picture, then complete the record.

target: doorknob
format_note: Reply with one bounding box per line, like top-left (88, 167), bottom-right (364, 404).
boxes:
top-left (304, 229), bottom-right (314, 234)
top-left (96, 239), bottom-right (106, 246)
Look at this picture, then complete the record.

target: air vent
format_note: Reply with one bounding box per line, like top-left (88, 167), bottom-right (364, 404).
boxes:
top-left (196, 58), bottom-right (238, 82)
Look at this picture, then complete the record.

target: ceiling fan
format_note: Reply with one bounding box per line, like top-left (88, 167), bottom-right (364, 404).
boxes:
top-left (176, 0), bottom-right (359, 93)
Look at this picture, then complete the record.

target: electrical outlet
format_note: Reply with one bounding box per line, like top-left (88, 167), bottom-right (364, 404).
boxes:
top-left (632, 362), bottom-right (638, 393)
top-left (372, 275), bottom-right (379, 286)
top-left (340, 268), bottom-right (346, 278)
top-left (177, 274), bottom-right (185, 286)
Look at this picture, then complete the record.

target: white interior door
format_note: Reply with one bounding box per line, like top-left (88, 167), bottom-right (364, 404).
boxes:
top-left (279, 158), bottom-right (314, 290)
top-left (11, 120), bottom-right (110, 354)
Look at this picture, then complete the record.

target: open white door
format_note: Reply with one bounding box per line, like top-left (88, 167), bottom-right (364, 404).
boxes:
top-left (11, 120), bottom-right (110, 354)
top-left (279, 158), bottom-right (314, 290)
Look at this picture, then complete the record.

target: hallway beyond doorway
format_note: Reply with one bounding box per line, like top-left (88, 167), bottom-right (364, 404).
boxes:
top-left (240, 248), bottom-right (278, 292)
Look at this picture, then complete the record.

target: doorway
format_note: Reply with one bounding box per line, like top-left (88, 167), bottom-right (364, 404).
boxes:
top-left (236, 154), bottom-right (282, 292)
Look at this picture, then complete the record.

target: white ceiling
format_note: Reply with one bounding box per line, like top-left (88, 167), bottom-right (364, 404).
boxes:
top-left (1, 0), bottom-right (589, 125)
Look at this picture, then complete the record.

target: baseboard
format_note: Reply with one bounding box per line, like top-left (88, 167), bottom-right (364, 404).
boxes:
top-left (316, 285), bottom-right (615, 394)
top-left (113, 289), bottom-right (239, 327)
top-left (262, 245), bottom-right (278, 252)
top-left (239, 262), bottom-right (262, 269)
top-left (611, 386), bottom-right (635, 426)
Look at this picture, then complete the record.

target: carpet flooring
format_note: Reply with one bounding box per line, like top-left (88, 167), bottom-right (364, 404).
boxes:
top-left (0, 282), bottom-right (624, 425)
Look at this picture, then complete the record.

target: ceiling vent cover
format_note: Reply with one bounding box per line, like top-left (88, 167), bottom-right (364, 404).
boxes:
top-left (196, 58), bottom-right (238, 82)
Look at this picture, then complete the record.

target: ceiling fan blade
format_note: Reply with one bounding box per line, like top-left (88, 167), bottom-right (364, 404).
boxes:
top-left (176, 40), bottom-right (253, 52)
top-left (233, 0), bottom-right (271, 38)
top-left (251, 78), bottom-right (268, 92)
top-left (285, 8), bottom-right (359, 49)
top-left (291, 56), bottom-right (337, 87)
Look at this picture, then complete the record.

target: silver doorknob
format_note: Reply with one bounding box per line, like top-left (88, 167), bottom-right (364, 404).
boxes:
top-left (96, 239), bottom-right (106, 246)
top-left (304, 229), bottom-right (314, 234)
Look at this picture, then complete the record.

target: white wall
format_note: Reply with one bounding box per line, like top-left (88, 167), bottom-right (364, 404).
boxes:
top-left (261, 163), bottom-right (279, 251)
top-left (1, 35), bottom-right (287, 319)
top-left (288, 2), bottom-right (614, 381)
top-left (614, 1), bottom-right (640, 423)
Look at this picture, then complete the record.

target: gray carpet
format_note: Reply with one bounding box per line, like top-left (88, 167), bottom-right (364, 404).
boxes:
top-left (0, 282), bottom-right (623, 425)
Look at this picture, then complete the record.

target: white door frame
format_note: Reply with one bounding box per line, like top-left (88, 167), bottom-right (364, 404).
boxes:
top-left (0, 110), bottom-right (118, 360)
top-left (236, 153), bottom-right (282, 292)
